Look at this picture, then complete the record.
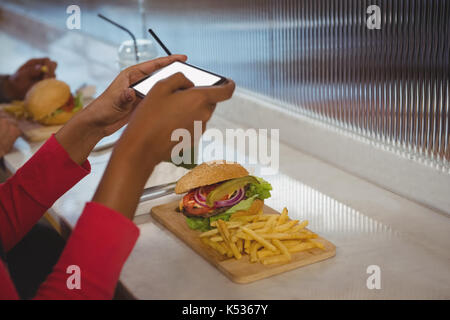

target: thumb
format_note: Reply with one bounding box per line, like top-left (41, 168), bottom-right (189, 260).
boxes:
top-left (159, 72), bottom-right (194, 93)
top-left (113, 87), bottom-right (136, 112)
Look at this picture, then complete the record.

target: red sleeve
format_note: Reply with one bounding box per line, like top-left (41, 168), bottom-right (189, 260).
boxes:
top-left (0, 135), bottom-right (90, 252)
top-left (33, 202), bottom-right (139, 300)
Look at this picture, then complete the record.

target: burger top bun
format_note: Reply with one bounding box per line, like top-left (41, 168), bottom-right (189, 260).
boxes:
top-left (175, 160), bottom-right (249, 194)
top-left (25, 79), bottom-right (71, 121)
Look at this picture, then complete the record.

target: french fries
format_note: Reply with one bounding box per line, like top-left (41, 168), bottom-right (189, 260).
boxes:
top-left (217, 219), bottom-right (242, 259)
top-left (237, 238), bottom-right (244, 253)
top-left (250, 242), bottom-right (263, 263)
top-left (257, 232), bottom-right (315, 240)
top-left (3, 100), bottom-right (29, 119)
top-left (272, 239), bottom-right (291, 260)
top-left (241, 227), bottom-right (277, 252)
top-left (201, 237), bottom-right (227, 255)
top-left (199, 206), bottom-right (324, 265)
top-left (209, 221), bottom-right (243, 228)
top-left (244, 239), bottom-right (251, 254)
top-left (276, 208), bottom-right (288, 226)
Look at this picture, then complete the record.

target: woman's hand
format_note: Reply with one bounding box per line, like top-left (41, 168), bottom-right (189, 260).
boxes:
top-left (82, 54), bottom-right (187, 137)
top-left (93, 73), bottom-right (236, 219)
top-left (119, 73), bottom-right (236, 164)
top-left (2, 58), bottom-right (57, 101)
top-left (55, 55), bottom-right (187, 164)
top-left (0, 117), bottom-right (21, 158)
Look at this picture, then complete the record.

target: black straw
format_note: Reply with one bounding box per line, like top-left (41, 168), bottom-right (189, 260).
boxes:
top-left (98, 13), bottom-right (139, 63)
top-left (148, 29), bottom-right (172, 56)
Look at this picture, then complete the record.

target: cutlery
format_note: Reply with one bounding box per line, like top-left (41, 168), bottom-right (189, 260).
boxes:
top-left (140, 181), bottom-right (176, 202)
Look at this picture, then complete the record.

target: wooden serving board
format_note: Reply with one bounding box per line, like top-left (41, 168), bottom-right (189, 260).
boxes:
top-left (0, 104), bottom-right (61, 142)
top-left (151, 200), bottom-right (336, 284)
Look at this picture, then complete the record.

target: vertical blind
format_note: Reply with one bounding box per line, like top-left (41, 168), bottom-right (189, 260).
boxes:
top-left (143, 0), bottom-right (449, 169)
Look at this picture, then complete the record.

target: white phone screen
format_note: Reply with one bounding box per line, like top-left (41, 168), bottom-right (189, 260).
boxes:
top-left (133, 61), bottom-right (222, 96)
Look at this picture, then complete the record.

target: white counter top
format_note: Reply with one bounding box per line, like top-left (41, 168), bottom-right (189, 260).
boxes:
top-left (4, 115), bottom-right (450, 299)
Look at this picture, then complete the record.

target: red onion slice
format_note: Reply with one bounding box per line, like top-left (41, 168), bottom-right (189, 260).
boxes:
top-left (197, 187), bottom-right (207, 202)
top-left (194, 188), bottom-right (210, 208)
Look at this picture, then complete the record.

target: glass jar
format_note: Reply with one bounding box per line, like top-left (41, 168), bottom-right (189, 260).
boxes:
top-left (117, 39), bottom-right (159, 70)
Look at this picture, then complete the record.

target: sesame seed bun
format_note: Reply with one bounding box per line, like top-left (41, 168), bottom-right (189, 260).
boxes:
top-left (25, 79), bottom-right (72, 122)
top-left (175, 160), bottom-right (249, 194)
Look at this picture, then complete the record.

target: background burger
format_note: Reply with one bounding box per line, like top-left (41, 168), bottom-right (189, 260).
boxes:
top-left (175, 161), bottom-right (272, 231)
top-left (25, 79), bottom-right (83, 125)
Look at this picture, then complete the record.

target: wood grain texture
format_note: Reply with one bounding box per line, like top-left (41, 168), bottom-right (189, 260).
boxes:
top-left (151, 200), bottom-right (336, 284)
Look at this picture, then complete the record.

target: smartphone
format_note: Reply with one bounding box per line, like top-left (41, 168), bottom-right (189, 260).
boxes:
top-left (131, 61), bottom-right (226, 98)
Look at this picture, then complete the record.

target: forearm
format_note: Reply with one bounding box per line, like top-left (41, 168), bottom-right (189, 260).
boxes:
top-left (92, 142), bottom-right (158, 220)
top-left (54, 110), bottom-right (105, 165)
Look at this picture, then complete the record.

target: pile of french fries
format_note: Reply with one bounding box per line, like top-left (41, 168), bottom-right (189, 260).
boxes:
top-left (200, 201), bottom-right (325, 265)
top-left (3, 100), bottom-right (29, 119)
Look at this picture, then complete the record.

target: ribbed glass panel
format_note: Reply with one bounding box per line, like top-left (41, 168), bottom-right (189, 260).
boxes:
top-left (141, 0), bottom-right (449, 169)
top-left (3, 0), bottom-right (447, 168)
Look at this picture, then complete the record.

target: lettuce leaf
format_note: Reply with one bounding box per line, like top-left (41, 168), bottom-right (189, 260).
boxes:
top-left (210, 194), bottom-right (259, 223)
top-left (73, 93), bottom-right (83, 112)
top-left (185, 216), bottom-right (211, 232)
top-left (50, 108), bottom-right (64, 116)
top-left (246, 177), bottom-right (272, 200)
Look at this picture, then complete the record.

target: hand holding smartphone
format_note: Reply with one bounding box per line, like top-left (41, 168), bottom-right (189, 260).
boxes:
top-left (131, 61), bottom-right (226, 98)
top-left (131, 29), bottom-right (227, 98)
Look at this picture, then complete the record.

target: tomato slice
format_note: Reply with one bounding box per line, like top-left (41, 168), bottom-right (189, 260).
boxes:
top-left (61, 95), bottom-right (74, 112)
top-left (183, 192), bottom-right (212, 215)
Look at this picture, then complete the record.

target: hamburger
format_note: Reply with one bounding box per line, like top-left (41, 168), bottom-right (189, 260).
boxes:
top-left (175, 161), bottom-right (272, 231)
top-left (24, 79), bottom-right (82, 125)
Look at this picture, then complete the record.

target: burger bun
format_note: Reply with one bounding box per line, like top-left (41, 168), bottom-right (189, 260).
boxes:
top-left (175, 160), bottom-right (249, 194)
top-left (24, 79), bottom-right (76, 125)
